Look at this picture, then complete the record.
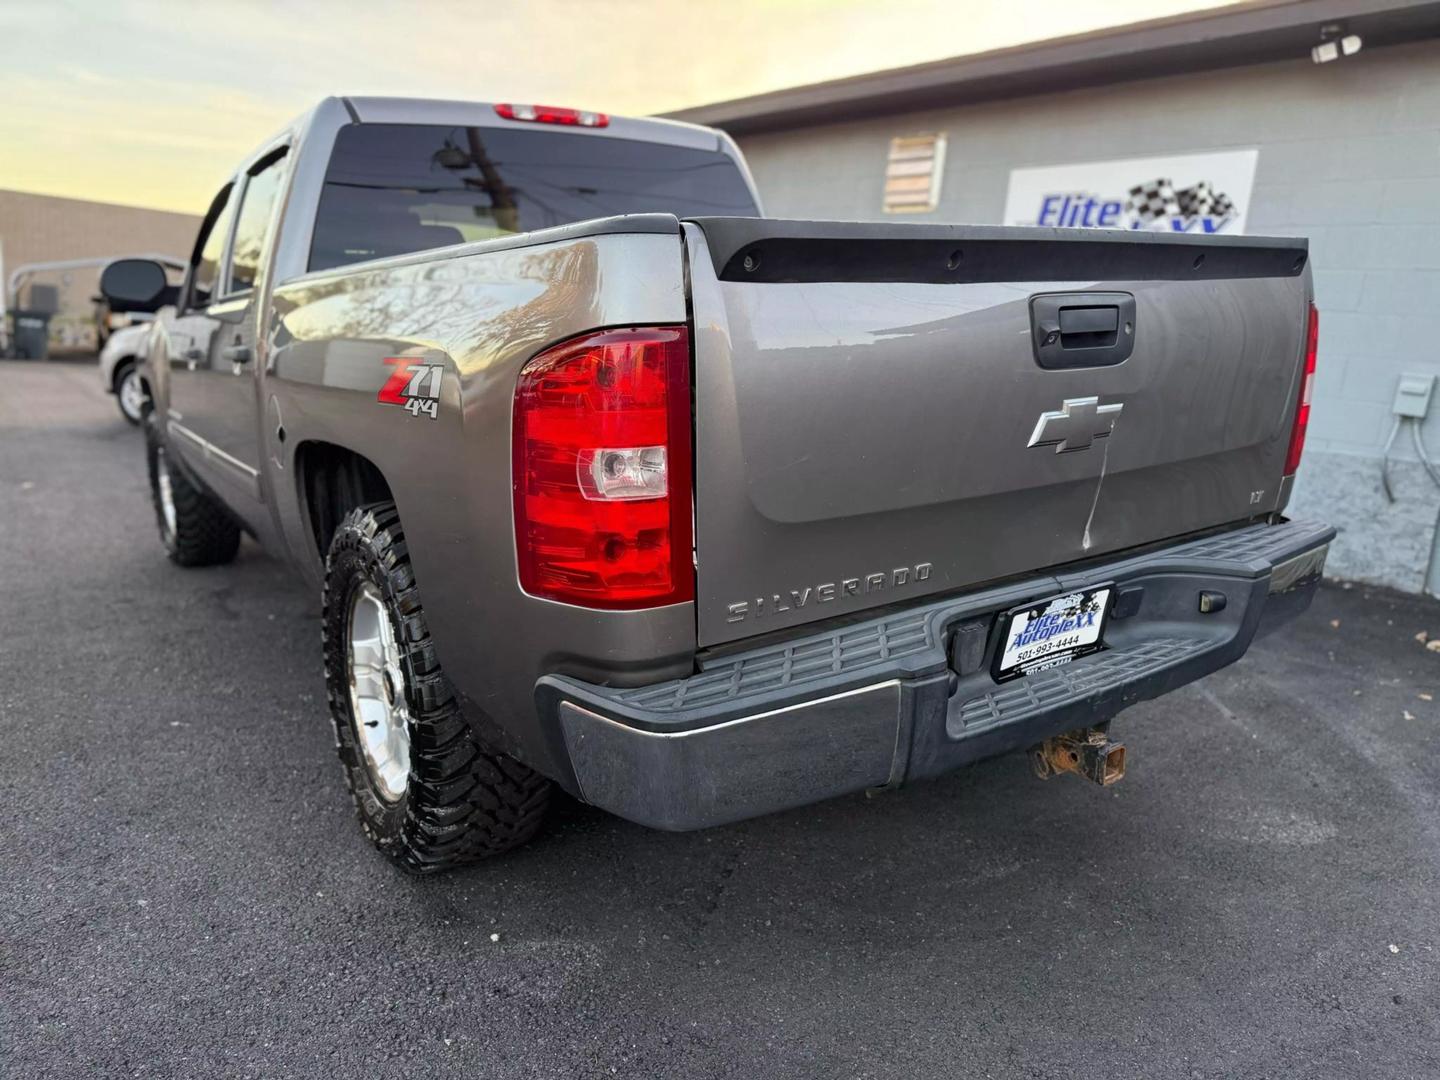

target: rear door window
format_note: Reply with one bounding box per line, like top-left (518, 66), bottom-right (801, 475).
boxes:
top-left (309, 122), bottom-right (759, 272)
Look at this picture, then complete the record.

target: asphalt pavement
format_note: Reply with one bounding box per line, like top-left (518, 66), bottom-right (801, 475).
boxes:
top-left (3, 358), bottom-right (1439, 1079)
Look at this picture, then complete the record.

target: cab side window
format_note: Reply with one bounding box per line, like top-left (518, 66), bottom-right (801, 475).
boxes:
top-left (191, 185), bottom-right (235, 309)
top-left (227, 149), bottom-right (289, 295)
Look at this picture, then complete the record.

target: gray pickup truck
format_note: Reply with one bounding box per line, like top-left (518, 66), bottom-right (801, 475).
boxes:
top-left (101, 96), bottom-right (1332, 873)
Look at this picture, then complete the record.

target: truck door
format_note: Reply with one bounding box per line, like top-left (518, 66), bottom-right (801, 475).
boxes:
top-left (200, 148), bottom-right (289, 503)
top-left (167, 180), bottom-right (234, 485)
top-left (169, 148), bottom-right (289, 517)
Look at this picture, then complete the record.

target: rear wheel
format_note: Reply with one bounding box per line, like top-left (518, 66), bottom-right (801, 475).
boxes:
top-left (114, 362), bottom-right (149, 425)
top-left (321, 503), bottom-right (551, 873)
top-left (144, 416), bottom-right (241, 566)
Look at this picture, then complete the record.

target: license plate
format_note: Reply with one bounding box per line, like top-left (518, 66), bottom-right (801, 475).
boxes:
top-left (993, 585), bottom-right (1113, 682)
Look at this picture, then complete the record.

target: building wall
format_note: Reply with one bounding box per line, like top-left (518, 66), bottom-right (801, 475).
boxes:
top-left (735, 39), bottom-right (1440, 593)
top-left (0, 189), bottom-right (200, 351)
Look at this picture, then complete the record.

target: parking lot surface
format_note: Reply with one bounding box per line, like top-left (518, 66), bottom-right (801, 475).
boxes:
top-left (3, 358), bottom-right (1439, 1079)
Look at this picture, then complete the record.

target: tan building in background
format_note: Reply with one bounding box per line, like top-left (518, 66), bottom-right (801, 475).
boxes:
top-left (0, 188), bottom-right (200, 352)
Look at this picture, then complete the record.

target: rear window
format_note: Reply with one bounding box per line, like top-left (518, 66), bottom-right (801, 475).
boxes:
top-left (309, 122), bottom-right (759, 272)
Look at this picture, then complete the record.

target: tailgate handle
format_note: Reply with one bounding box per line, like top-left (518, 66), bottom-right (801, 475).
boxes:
top-left (1059, 305), bottom-right (1118, 337)
top-left (1031, 292), bottom-right (1136, 370)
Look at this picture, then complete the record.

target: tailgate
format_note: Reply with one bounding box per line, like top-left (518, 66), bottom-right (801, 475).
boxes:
top-left (682, 219), bottom-right (1311, 648)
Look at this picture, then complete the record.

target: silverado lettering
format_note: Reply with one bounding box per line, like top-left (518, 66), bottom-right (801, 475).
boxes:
top-left (726, 563), bottom-right (934, 623)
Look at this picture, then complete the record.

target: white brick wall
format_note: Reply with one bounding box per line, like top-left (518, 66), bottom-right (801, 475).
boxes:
top-left (736, 39), bottom-right (1440, 592)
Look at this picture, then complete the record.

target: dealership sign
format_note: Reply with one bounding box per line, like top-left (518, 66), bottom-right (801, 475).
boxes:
top-left (1002, 149), bottom-right (1259, 234)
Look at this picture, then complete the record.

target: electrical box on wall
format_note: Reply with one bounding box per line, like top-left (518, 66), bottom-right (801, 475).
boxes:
top-left (1392, 374), bottom-right (1436, 419)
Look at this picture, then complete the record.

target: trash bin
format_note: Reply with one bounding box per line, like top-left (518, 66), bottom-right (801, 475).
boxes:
top-left (11, 311), bottom-right (53, 359)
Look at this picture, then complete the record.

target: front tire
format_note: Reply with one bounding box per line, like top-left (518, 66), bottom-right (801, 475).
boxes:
top-left (144, 416), bottom-right (241, 566)
top-left (322, 503), bottom-right (551, 873)
top-left (114, 362), bottom-right (149, 425)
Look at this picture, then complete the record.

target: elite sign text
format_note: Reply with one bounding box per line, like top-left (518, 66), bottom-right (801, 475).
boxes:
top-left (1002, 149), bottom-right (1259, 235)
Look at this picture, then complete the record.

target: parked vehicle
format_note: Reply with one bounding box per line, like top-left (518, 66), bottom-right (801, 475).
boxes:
top-left (100, 96), bottom-right (1331, 873)
top-left (93, 257), bottom-right (182, 422)
top-left (98, 322), bottom-right (153, 423)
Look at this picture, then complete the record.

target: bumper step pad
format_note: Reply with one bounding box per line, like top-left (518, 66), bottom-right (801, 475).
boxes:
top-left (952, 636), bottom-right (1210, 732)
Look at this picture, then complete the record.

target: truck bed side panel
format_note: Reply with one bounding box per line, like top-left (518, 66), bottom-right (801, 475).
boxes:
top-left (263, 221), bottom-right (693, 778)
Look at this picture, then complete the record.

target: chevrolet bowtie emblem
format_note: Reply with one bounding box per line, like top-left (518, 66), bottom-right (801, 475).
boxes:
top-left (1028, 396), bottom-right (1124, 453)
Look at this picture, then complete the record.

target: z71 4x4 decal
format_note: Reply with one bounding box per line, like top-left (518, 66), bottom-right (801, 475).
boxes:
top-left (378, 358), bottom-right (443, 420)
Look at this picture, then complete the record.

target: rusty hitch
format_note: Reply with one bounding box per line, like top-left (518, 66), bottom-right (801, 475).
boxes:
top-left (1029, 726), bottom-right (1126, 786)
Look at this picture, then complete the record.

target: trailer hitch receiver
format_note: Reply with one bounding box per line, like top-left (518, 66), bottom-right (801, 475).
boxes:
top-left (1029, 726), bottom-right (1126, 786)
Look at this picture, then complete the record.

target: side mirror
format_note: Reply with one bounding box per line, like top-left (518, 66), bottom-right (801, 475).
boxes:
top-left (99, 259), bottom-right (169, 312)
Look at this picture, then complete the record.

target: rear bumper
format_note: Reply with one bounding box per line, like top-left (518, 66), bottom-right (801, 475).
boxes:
top-left (538, 519), bottom-right (1333, 830)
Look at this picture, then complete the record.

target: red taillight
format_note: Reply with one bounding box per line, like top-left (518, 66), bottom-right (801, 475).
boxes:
top-left (494, 103), bottom-right (609, 128)
top-left (513, 327), bottom-right (693, 609)
top-left (1284, 302), bottom-right (1319, 476)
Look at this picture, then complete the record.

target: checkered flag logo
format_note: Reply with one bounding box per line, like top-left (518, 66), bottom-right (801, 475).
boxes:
top-left (1175, 181), bottom-right (1215, 218)
top-left (1126, 178), bottom-right (1180, 224)
top-left (1128, 176), bottom-right (1238, 226)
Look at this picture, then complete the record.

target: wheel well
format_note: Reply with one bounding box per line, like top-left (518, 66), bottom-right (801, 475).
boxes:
top-left (296, 442), bottom-right (394, 561)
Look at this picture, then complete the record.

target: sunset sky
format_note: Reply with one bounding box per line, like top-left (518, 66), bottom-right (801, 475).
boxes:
top-left (0, 0), bottom-right (1239, 215)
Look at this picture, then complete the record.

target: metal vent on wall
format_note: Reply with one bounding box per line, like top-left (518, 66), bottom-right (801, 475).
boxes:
top-left (883, 133), bottom-right (946, 214)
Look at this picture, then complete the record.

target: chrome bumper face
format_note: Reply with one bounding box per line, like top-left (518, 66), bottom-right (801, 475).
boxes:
top-left (558, 683), bottom-right (905, 831)
top-left (1268, 543), bottom-right (1330, 595)
top-left (541, 519), bottom-right (1334, 831)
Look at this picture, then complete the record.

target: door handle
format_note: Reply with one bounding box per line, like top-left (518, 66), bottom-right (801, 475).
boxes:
top-left (1058, 305), bottom-right (1119, 341)
top-left (1030, 292), bottom-right (1136, 370)
top-left (223, 344), bottom-right (252, 365)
